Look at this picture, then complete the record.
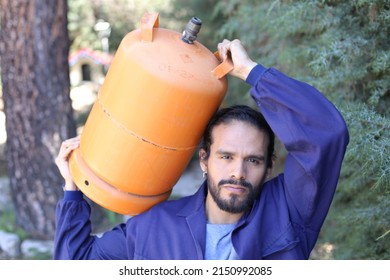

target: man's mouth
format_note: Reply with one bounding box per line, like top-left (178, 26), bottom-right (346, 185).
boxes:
top-left (222, 184), bottom-right (248, 194)
top-left (219, 179), bottom-right (252, 189)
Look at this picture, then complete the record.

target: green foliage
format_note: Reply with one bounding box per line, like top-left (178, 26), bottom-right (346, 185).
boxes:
top-left (0, 209), bottom-right (28, 240)
top-left (93, 208), bottom-right (124, 233)
top-left (340, 102), bottom-right (389, 192)
top-left (214, 0), bottom-right (390, 259)
top-left (68, 0), bottom-right (100, 51)
top-left (68, 0), bottom-right (174, 52)
top-left (322, 101), bottom-right (390, 259)
top-left (22, 250), bottom-right (52, 260)
top-left (215, 0), bottom-right (390, 111)
top-left (168, 0), bottom-right (227, 50)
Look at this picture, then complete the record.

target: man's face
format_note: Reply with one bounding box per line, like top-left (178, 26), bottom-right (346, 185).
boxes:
top-left (200, 120), bottom-right (272, 214)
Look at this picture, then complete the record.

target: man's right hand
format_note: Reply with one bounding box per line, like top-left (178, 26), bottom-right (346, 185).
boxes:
top-left (55, 136), bottom-right (80, 191)
top-left (217, 39), bottom-right (257, 81)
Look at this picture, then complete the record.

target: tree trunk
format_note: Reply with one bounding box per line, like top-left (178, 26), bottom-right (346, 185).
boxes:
top-left (0, 0), bottom-right (76, 239)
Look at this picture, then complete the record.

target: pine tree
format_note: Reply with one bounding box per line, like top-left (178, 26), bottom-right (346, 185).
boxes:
top-left (0, 0), bottom-right (76, 238)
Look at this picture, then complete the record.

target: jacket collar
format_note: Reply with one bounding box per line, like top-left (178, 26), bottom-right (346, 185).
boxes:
top-left (175, 180), bottom-right (208, 259)
top-left (176, 180), bottom-right (208, 217)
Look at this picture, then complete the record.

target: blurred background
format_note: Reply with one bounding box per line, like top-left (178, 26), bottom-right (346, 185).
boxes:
top-left (0, 0), bottom-right (388, 259)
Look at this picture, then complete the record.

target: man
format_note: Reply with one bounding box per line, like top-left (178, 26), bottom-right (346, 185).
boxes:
top-left (54, 39), bottom-right (349, 259)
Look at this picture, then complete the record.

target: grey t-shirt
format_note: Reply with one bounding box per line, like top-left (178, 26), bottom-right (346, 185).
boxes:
top-left (205, 223), bottom-right (240, 260)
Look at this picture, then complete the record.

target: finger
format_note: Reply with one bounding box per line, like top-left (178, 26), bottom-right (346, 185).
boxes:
top-left (218, 39), bottom-right (232, 60)
top-left (60, 138), bottom-right (80, 152)
top-left (64, 143), bottom-right (79, 155)
top-left (58, 142), bottom-right (79, 161)
top-left (230, 39), bottom-right (242, 47)
top-left (63, 136), bottom-right (81, 145)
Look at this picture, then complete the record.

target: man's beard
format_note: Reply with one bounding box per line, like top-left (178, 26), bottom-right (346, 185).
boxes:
top-left (207, 178), bottom-right (263, 214)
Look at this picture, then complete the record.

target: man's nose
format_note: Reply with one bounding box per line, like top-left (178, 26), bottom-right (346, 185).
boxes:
top-left (231, 160), bottom-right (246, 180)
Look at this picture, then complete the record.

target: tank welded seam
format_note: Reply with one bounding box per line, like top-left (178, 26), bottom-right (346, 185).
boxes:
top-left (99, 176), bottom-right (173, 197)
top-left (116, 187), bottom-right (172, 198)
top-left (96, 98), bottom-right (197, 151)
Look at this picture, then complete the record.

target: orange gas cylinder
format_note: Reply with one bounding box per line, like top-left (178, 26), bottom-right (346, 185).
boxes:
top-left (68, 12), bottom-right (233, 215)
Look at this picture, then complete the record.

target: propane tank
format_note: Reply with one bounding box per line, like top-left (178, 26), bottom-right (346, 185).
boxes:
top-left (68, 12), bottom-right (233, 215)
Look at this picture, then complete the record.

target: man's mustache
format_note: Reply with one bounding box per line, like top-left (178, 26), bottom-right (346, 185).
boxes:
top-left (218, 179), bottom-right (253, 190)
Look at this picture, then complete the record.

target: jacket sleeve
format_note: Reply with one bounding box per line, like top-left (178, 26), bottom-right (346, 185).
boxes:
top-left (247, 65), bottom-right (349, 230)
top-left (54, 191), bottom-right (128, 259)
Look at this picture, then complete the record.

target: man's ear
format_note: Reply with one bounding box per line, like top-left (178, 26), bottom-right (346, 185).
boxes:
top-left (198, 149), bottom-right (208, 172)
top-left (266, 155), bottom-right (276, 179)
top-left (266, 167), bottom-right (273, 180)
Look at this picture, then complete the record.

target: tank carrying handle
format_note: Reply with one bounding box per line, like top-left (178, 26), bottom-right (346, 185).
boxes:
top-left (141, 12), bottom-right (159, 42)
top-left (212, 51), bottom-right (234, 79)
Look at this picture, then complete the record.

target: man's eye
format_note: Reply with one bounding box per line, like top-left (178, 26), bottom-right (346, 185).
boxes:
top-left (247, 158), bottom-right (260, 164)
top-left (221, 155), bottom-right (232, 160)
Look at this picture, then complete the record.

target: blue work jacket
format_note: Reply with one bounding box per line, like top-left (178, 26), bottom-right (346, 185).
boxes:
top-left (54, 65), bottom-right (349, 260)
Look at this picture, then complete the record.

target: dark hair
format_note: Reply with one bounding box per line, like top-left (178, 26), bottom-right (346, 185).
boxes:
top-left (199, 105), bottom-right (275, 168)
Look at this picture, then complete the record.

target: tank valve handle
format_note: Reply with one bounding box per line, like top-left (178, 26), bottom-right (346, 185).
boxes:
top-left (182, 17), bottom-right (202, 44)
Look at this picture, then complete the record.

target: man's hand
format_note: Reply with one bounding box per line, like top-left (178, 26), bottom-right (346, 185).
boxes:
top-left (55, 136), bottom-right (80, 191)
top-left (217, 39), bottom-right (257, 81)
